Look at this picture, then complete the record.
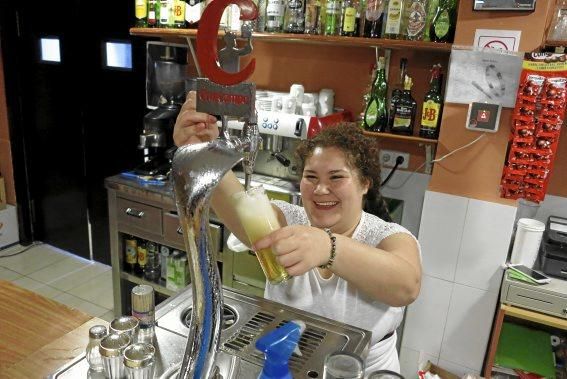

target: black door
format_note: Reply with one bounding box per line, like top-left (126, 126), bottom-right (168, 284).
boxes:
top-left (1, 1), bottom-right (147, 263)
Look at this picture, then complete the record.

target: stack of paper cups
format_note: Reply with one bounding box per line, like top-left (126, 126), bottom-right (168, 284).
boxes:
top-left (510, 218), bottom-right (546, 268)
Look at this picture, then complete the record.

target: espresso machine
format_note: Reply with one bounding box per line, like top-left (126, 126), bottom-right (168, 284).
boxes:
top-left (135, 43), bottom-right (188, 176)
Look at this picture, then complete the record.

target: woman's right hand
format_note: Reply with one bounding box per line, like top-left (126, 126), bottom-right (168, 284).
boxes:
top-left (173, 91), bottom-right (219, 147)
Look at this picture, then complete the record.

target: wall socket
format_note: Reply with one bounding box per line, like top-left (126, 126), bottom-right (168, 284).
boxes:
top-left (379, 150), bottom-right (410, 169)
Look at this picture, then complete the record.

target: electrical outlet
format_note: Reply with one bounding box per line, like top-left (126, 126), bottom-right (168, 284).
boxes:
top-left (380, 150), bottom-right (410, 169)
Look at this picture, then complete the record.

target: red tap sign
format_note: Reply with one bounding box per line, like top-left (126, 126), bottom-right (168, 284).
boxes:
top-left (196, 0), bottom-right (257, 86)
top-left (195, 0), bottom-right (258, 118)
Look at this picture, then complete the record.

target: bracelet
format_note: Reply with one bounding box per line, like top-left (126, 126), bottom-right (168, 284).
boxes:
top-left (318, 228), bottom-right (337, 269)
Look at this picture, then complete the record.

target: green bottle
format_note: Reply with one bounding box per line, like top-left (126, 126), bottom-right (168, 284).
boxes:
top-left (135, 0), bottom-right (148, 27)
top-left (419, 64), bottom-right (443, 139)
top-left (324, 0), bottom-right (341, 35)
top-left (429, 0), bottom-right (456, 43)
top-left (363, 57), bottom-right (388, 132)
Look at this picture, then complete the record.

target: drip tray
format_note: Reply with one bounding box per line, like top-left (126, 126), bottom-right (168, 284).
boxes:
top-left (155, 286), bottom-right (371, 378)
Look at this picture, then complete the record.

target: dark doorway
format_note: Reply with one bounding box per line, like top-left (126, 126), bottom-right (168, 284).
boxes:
top-left (0, 1), bottom-right (147, 263)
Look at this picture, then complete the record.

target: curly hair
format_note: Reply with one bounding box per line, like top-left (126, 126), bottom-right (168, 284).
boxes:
top-left (295, 123), bottom-right (392, 222)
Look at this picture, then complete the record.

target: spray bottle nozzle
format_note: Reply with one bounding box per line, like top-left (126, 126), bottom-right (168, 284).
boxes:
top-left (255, 320), bottom-right (306, 379)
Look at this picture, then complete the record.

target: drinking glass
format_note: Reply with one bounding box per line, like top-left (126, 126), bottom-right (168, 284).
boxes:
top-left (232, 186), bottom-right (290, 284)
top-left (323, 351), bottom-right (364, 379)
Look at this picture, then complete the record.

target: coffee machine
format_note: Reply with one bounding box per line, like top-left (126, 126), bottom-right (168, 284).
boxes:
top-left (135, 43), bottom-right (189, 176)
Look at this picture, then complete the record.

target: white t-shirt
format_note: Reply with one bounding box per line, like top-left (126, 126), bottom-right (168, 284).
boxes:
top-left (265, 200), bottom-right (421, 374)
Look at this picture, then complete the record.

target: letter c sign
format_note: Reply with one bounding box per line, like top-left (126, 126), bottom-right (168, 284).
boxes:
top-left (196, 0), bottom-right (258, 86)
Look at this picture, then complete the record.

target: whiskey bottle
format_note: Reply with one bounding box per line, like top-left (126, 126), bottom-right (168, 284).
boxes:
top-left (173, 0), bottom-right (186, 28)
top-left (363, 57), bottom-right (388, 132)
top-left (284, 0), bottom-right (306, 33)
top-left (429, 0), bottom-right (456, 43)
top-left (266, 0), bottom-right (285, 32)
top-left (185, 0), bottom-right (203, 28)
top-left (404, 0), bottom-right (427, 41)
top-left (340, 0), bottom-right (358, 36)
top-left (148, 0), bottom-right (158, 27)
top-left (135, 0), bottom-right (148, 27)
top-left (391, 75), bottom-right (416, 135)
top-left (388, 57), bottom-right (407, 129)
top-left (383, 0), bottom-right (404, 39)
top-left (420, 64), bottom-right (443, 139)
top-left (304, 0), bottom-right (322, 34)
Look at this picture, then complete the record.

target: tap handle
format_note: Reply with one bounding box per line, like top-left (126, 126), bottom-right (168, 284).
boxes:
top-left (220, 115), bottom-right (231, 141)
top-left (272, 152), bottom-right (291, 167)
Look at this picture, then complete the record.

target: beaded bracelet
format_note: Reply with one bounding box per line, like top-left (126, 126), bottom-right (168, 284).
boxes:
top-left (318, 228), bottom-right (337, 269)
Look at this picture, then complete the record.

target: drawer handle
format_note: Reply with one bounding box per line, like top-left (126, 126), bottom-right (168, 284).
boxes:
top-left (177, 226), bottom-right (183, 235)
top-left (563, 308), bottom-right (567, 315)
top-left (125, 207), bottom-right (145, 219)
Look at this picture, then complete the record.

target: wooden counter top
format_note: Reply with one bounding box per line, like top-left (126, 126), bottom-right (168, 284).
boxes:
top-left (0, 280), bottom-right (104, 378)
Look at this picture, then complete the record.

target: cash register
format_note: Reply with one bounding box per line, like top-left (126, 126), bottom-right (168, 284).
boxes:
top-left (539, 215), bottom-right (567, 279)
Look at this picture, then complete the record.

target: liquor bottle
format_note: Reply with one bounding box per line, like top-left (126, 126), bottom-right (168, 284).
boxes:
top-left (404, 0), bottom-right (427, 41)
top-left (159, 0), bottom-right (174, 27)
top-left (420, 64), bottom-right (443, 139)
top-left (388, 57), bottom-right (407, 129)
top-left (304, 0), bottom-right (322, 34)
top-left (135, 0), bottom-right (148, 27)
top-left (284, 0), bottom-right (306, 33)
top-left (124, 235), bottom-right (138, 273)
top-left (185, 0), bottom-right (203, 28)
top-left (256, 0), bottom-right (268, 31)
top-left (148, 0), bottom-right (158, 27)
top-left (423, 0), bottom-right (438, 41)
top-left (383, 0), bottom-right (404, 39)
top-left (266, 0), bottom-right (285, 32)
top-left (136, 239), bottom-right (148, 276)
top-left (390, 75), bottom-right (416, 135)
top-left (173, 0), bottom-right (186, 27)
top-left (362, 0), bottom-right (385, 38)
top-left (429, 0), bottom-right (456, 43)
top-left (324, 0), bottom-right (341, 36)
top-left (340, 0), bottom-right (358, 36)
top-left (363, 57), bottom-right (388, 132)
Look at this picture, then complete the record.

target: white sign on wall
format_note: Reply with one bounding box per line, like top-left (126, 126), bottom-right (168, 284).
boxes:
top-left (474, 29), bottom-right (522, 52)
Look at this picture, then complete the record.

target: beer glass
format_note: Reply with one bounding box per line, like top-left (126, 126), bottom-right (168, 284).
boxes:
top-left (232, 186), bottom-right (290, 284)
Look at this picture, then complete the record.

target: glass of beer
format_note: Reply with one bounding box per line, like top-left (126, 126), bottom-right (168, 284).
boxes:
top-left (232, 186), bottom-right (290, 285)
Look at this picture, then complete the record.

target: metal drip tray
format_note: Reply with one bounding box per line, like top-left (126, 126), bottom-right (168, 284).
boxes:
top-left (156, 286), bottom-right (371, 378)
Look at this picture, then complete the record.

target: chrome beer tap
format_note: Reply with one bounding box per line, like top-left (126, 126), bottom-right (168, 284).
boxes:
top-left (172, 96), bottom-right (259, 379)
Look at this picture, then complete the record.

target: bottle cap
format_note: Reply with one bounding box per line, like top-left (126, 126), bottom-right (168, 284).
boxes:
top-left (89, 325), bottom-right (108, 339)
top-left (132, 284), bottom-right (155, 314)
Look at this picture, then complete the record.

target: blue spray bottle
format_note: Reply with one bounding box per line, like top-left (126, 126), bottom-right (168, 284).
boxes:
top-left (255, 320), bottom-right (306, 379)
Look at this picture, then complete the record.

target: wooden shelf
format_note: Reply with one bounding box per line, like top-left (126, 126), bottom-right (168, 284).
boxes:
top-left (121, 271), bottom-right (177, 297)
top-left (363, 131), bottom-right (439, 144)
top-left (544, 40), bottom-right (567, 47)
top-left (129, 27), bottom-right (453, 52)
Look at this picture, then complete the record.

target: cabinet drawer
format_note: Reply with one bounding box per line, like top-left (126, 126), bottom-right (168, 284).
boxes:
top-left (233, 250), bottom-right (266, 289)
top-left (117, 198), bottom-right (162, 235)
top-left (163, 213), bottom-right (223, 254)
top-left (505, 284), bottom-right (567, 318)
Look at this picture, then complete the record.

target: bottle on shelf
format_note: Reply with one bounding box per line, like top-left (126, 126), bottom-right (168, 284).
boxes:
top-left (340, 0), bottom-right (358, 36)
top-left (403, 0), bottom-right (427, 41)
top-left (422, 0), bottom-right (438, 41)
top-left (429, 0), bottom-right (457, 43)
top-left (304, 0), bottom-right (322, 34)
top-left (159, 0), bottom-right (174, 27)
top-left (135, 0), bottom-right (149, 27)
top-left (144, 241), bottom-right (161, 282)
top-left (362, 0), bottom-right (385, 38)
top-left (136, 239), bottom-right (148, 276)
top-left (124, 235), bottom-right (138, 273)
top-left (173, 0), bottom-right (187, 28)
top-left (390, 74), bottom-right (417, 135)
top-left (388, 57), bottom-right (407, 130)
top-left (382, 0), bottom-right (404, 39)
top-left (184, 0), bottom-right (203, 28)
top-left (148, 0), bottom-right (158, 27)
top-left (419, 64), bottom-right (443, 139)
top-left (363, 57), bottom-right (388, 132)
top-left (265, 0), bottom-right (286, 32)
top-left (284, 0), bottom-right (306, 33)
top-left (160, 245), bottom-right (171, 281)
top-left (256, 0), bottom-right (268, 31)
top-left (324, 0), bottom-right (341, 36)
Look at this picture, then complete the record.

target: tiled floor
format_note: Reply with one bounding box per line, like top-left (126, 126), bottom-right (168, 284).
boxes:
top-left (0, 243), bottom-right (115, 322)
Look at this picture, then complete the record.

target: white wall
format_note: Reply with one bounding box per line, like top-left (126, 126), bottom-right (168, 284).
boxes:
top-left (0, 205), bottom-right (19, 248)
top-left (399, 191), bottom-right (517, 378)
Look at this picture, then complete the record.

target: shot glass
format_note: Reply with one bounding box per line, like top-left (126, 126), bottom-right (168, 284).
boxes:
top-left (232, 185), bottom-right (290, 285)
top-left (323, 351), bottom-right (364, 379)
top-left (99, 333), bottom-right (131, 379)
top-left (110, 316), bottom-right (140, 343)
top-left (123, 343), bottom-right (156, 379)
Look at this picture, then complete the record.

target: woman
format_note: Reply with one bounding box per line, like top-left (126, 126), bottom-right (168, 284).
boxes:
top-left (174, 92), bottom-right (422, 373)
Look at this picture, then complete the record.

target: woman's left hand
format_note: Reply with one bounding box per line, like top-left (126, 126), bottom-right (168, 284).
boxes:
top-left (253, 225), bottom-right (331, 276)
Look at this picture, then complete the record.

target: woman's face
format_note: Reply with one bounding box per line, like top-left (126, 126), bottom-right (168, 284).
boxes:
top-left (300, 146), bottom-right (369, 235)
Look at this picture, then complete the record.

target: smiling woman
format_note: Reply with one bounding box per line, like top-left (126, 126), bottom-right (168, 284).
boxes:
top-left (173, 94), bottom-right (422, 374)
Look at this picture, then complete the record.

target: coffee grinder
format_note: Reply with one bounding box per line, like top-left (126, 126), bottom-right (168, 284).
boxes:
top-left (135, 43), bottom-right (188, 176)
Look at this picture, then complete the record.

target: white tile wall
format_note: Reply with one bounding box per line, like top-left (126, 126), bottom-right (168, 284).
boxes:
top-left (402, 274), bottom-right (453, 357)
top-left (454, 199), bottom-right (516, 292)
top-left (418, 191), bottom-right (468, 282)
top-left (400, 191), bottom-right (518, 377)
top-left (439, 284), bottom-right (499, 371)
top-left (399, 346), bottom-right (439, 379)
